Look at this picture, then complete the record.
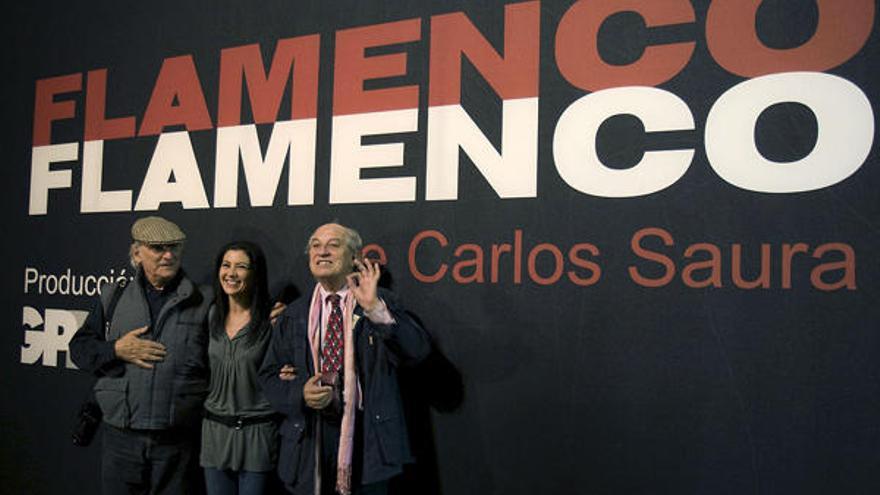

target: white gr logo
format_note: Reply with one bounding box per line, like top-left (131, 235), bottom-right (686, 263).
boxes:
top-left (21, 306), bottom-right (88, 368)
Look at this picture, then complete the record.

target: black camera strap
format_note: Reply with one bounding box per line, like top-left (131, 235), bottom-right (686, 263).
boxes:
top-left (103, 279), bottom-right (127, 339)
top-left (73, 279), bottom-right (129, 447)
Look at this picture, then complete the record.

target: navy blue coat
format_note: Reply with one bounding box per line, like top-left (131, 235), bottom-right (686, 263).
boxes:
top-left (258, 287), bottom-right (430, 494)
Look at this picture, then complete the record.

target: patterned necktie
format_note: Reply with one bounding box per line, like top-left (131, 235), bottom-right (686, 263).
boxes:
top-left (322, 294), bottom-right (343, 374)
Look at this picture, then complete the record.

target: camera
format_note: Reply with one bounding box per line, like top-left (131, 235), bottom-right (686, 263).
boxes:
top-left (72, 400), bottom-right (102, 447)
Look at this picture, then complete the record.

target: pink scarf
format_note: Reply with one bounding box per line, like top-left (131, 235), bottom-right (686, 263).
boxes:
top-left (307, 284), bottom-right (360, 495)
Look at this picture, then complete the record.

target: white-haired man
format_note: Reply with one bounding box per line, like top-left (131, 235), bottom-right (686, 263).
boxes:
top-left (71, 216), bottom-right (211, 495)
top-left (260, 222), bottom-right (430, 495)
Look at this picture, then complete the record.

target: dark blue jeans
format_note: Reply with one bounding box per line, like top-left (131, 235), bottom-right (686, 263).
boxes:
top-left (101, 425), bottom-right (202, 495)
top-left (203, 468), bottom-right (271, 495)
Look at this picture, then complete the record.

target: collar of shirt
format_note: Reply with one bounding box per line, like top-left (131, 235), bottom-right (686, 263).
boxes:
top-left (140, 268), bottom-right (182, 325)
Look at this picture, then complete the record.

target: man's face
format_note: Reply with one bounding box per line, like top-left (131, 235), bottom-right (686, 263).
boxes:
top-left (308, 223), bottom-right (354, 290)
top-left (134, 243), bottom-right (183, 289)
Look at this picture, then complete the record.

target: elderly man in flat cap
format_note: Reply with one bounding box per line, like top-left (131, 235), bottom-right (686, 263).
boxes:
top-left (71, 216), bottom-right (211, 495)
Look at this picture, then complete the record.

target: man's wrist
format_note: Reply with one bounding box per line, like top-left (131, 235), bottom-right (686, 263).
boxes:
top-left (362, 299), bottom-right (381, 314)
top-left (363, 299), bottom-right (395, 324)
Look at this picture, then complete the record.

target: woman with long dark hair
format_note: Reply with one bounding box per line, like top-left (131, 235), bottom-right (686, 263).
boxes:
top-left (200, 241), bottom-right (278, 495)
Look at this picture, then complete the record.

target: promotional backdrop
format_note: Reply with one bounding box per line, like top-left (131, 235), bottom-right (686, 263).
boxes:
top-left (3, 1), bottom-right (879, 493)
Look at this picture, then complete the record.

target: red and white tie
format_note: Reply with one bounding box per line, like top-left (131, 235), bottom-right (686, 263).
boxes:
top-left (322, 294), bottom-right (343, 374)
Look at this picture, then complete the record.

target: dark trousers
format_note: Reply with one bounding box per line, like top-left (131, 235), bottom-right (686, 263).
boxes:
top-left (102, 424), bottom-right (202, 495)
top-left (203, 467), bottom-right (271, 495)
top-left (284, 411), bottom-right (389, 495)
top-left (315, 413), bottom-right (388, 495)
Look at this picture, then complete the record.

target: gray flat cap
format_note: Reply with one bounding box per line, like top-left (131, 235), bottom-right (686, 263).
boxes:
top-left (131, 216), bottom-right (186, 244)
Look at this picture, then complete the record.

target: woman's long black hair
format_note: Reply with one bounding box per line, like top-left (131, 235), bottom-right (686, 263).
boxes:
top-left (211, 240), bottom-right (271, 344)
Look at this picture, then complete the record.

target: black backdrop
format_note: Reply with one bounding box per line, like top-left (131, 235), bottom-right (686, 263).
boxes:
top-left (3, 1), bottom-right (879, 493)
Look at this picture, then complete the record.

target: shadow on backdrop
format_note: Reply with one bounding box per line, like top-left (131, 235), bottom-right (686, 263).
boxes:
top-left (378, 266), bottom-right (465, 495)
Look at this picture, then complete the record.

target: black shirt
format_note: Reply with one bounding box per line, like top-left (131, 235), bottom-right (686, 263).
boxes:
top-left (141, 269), bottom-right (183, 325)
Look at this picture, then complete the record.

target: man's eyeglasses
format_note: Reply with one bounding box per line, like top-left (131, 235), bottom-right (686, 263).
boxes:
top-left (144, 243), bottom-right (183, 253)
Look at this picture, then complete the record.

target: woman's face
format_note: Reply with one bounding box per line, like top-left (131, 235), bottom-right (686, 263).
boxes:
top-left (218, 249), bottom-right (254, 298)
